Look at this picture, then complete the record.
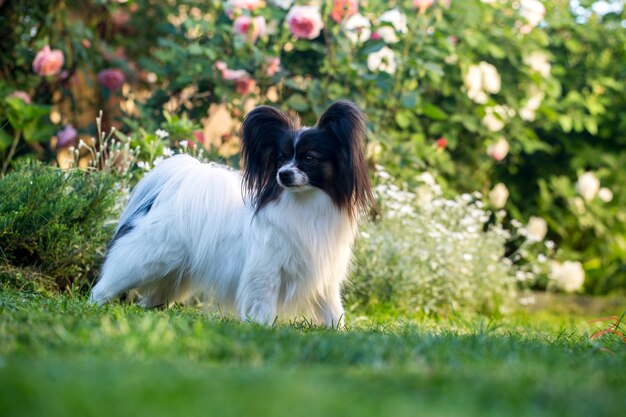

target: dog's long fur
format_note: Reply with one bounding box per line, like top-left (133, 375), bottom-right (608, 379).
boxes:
top-left (90, 100), bottom-right (373, 326)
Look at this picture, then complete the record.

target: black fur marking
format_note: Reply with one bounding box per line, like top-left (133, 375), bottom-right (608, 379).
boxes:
top-left (107, 195), bottom-right (156, 250)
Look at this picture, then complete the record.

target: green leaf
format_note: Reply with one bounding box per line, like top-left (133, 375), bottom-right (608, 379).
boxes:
top-left (395, 110), bottom-right (413, 129)
top-left (584, 118), bottom-right (598, 135)
top-left (558, 115), bottom-right (572, 133)
top-left (285, 94), bottom-right (309, 112)
top-left (0, 128), bottom-right (13, 150)
top-left (421, 104), bottom-right (448, 121)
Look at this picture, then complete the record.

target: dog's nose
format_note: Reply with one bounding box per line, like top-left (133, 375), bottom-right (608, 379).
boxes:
top-left (278, 170), bottom-right (293, 186)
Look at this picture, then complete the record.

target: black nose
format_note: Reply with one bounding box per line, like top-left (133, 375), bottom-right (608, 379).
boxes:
top-left (278, 170), bottom-right (293, 186)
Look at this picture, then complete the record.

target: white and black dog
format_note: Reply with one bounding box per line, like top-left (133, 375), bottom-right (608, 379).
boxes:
top-left (90, 100), bottom-right (373, 327)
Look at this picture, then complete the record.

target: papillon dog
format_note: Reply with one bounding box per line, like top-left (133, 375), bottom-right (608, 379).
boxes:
top-left (89, 100), bottom-right (373, 327)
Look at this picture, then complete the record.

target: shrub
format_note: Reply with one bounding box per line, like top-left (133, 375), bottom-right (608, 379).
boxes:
top-left (346, 168), bottom-right (542, 315)
top-left (0, 163), bottom-right (120, 290)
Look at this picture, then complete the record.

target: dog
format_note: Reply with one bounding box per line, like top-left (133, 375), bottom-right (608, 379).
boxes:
top-left (89, 100), bottom-right (373, 327)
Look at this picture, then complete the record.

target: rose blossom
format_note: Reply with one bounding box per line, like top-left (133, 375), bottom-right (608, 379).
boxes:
top-left (235, 77), bottom-right (256, 95)
top-left (576, 172), bottom-right (600, 201)
top-left (377, 9), bottom-right (408, 44)
top-left (525, 216), bottom-right (547, 242)
top-left (233, 15), bottom-right (267, 43)
top-left (550, 260), bottom-right (585, 293)
top-left (489, 183), bottom-right (509, 208)
top-left (97, 68), bottom-right (125, 90)
top-left (32, 45), bottom-right (65, 76)
top-left (343, 14), bottom-right (371, 44)
top-left (367, 46), bottom-right (397, 74)
top-left (464, 62), bottom-right (501, 104)
top-left (524, 51), bottom-right (551, 77)
top-left (286, 5), bottom-right (324, 39)
top-left (8, 91), bottom-right (31, 104)
top-left (413, 0), bottom-right (434, 13)
top-left (435, 137), bottom-right (448, 149)
top-left (57, 124), bottom-right (78, 148)
top-left (598, 187), bottom-right (613, 203)
top-left (487, 138), bottom-right (509, 161)
top-left (331, 0), bottom-right (358, 23)
top-left (519, 0), bottom-right (546, 28)
top-left (265, 57), bottom-right (281, 77)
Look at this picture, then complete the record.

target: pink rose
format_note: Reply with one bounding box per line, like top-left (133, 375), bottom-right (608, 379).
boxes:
top-left (192, 131), bottom-right (206, 145)
top-left (8, 91), bottom-right (31, 104)
top-left (487, 138), bottom-right (509, 161)
top-left (221, 68), bottom-right (250, 81)
top-left (32, 45), bottom-right (64, 76)
top-left (286, 5), bottom-right (324, 39)
top-left (57, 124), bottom-right (77, 148)
top-left (265, 57), bottom-right (281, 77)
top-left (331, 0), bottom-right (358, 23)
top-left (413, 0), bottom-right (434, 13)
top-left (97, 68), bottom-right (125, 90)
top-left (233, 15), bottom-right (266, 43)
top-left (235, 77), bottom-right (256, 95)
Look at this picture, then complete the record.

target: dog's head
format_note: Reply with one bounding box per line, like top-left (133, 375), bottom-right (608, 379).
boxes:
top-left (240, 100), bottom-right (373, 220)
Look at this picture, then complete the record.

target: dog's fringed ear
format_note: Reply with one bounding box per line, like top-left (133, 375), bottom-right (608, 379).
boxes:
top-left (317, 100), bottom-right (374, 219)
top-left (240, 106), bottom-right (296, 210)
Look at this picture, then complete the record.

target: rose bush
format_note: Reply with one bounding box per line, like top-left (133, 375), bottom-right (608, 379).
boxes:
top-left (0, 0), bottom-right (624, 294)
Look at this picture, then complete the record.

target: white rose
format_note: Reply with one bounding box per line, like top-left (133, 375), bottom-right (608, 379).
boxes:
top-left (478, 61), bottom-right (501, 94)
top-left (519, 88), bottom-right (544, 121)
top-left (489, 183), bottom-right (509, 208)
top-left (367, 46), bottom-right (397, 74)
top-left (343, 14), bottom-right (371, 44)
top-left (550, 260), bottom-right (585, 293)
top-left (576, 171), bottom-right (600, 201)
top-left (598, 187), bottom-right (613, 203)
top-left (377, 9), bottom-right (408, 44)
top-left (524, 52), bottom-right (551, 77)
top-left (519, 0), bottom-right (546, 27)
top-left (525, 216), bottom-right (547, 242)
top-left (487, 137), bottom-right (509, 161)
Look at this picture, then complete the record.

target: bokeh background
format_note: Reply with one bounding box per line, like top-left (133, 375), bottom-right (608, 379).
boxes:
top-left (0, 0), bottom-right (624, 312)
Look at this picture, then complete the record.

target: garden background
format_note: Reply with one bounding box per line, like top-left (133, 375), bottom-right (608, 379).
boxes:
top-left (0, 1), bottom-right (625, 416)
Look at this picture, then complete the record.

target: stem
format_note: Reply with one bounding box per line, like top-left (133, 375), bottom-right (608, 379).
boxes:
top-left (1, 131), bottom-right (20, 176)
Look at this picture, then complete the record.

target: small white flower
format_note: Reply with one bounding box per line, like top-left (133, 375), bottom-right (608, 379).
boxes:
top-left (156, 129), bottom-right (169, 139)
top-left (377, 9), bottom-right (408, 44)
top-left (537, 254), bottom-right (547, 263)
top-left (598, 187), bottom-right (613, 203)
top-left (464, 62), bottom-right (501, 103)
top-left (153, 156), bottom-right (164, 166)
top-left (524, 52), bottom-right (551, 77)
top-left (545, 240), bottom-right (555, 250)
top-left (519, 88), bottom-right (544, 121)
top-left (519, 0), bottom-right (546, 28)
top-left (489, 183), bottom-right (509, 208)
top-left (525, 216), bottom-right (547, 242)
top-left (367, 46), bottom-right (397, 74)
top-left (162, 147), bottom-right (174, 157)
top-left (550, 260), bottom-right (585, 292)
top-left (417, 172), bottom-right (436, 186)
top-left (180, 140), bottom-right (189, 148)
top-left (343, 14), bottom-right (371, 44)
top-left (78, 139), bottom-right (87, 149)
top-left (576, 172), bottom-right (600, 201)
top-left (136, 160), bottom-right (151, 171)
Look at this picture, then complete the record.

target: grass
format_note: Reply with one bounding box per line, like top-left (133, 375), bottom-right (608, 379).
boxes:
top-left (1, 289), bottom-right (625, 417)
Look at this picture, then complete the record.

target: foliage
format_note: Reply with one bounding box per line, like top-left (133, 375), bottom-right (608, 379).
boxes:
top-left (0, 163), bottom-right (120, 290)
top-left (0, 0), bottom-right (624, 293)
top-left (347, 167), bottom-right (549, 315)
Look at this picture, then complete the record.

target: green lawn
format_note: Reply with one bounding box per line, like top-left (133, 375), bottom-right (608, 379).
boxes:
top-left (1, 289), bottom-right (625, 417)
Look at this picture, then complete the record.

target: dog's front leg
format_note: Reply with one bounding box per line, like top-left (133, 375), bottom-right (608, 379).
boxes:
top-left (236, 261), bottom-right (280, 325)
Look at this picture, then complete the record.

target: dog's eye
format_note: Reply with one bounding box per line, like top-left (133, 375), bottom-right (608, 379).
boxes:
top-left (302, 155), bottom-right (317, 165)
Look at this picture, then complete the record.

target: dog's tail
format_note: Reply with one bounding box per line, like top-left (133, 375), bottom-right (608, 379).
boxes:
top-left (110, 154), bottom-right (200, 246)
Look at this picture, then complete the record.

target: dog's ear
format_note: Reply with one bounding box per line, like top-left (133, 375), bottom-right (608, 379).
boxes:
top-left (240, 106), bottom-right (296, 210)
top-left (317, 101), bottom-right (374, 218)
